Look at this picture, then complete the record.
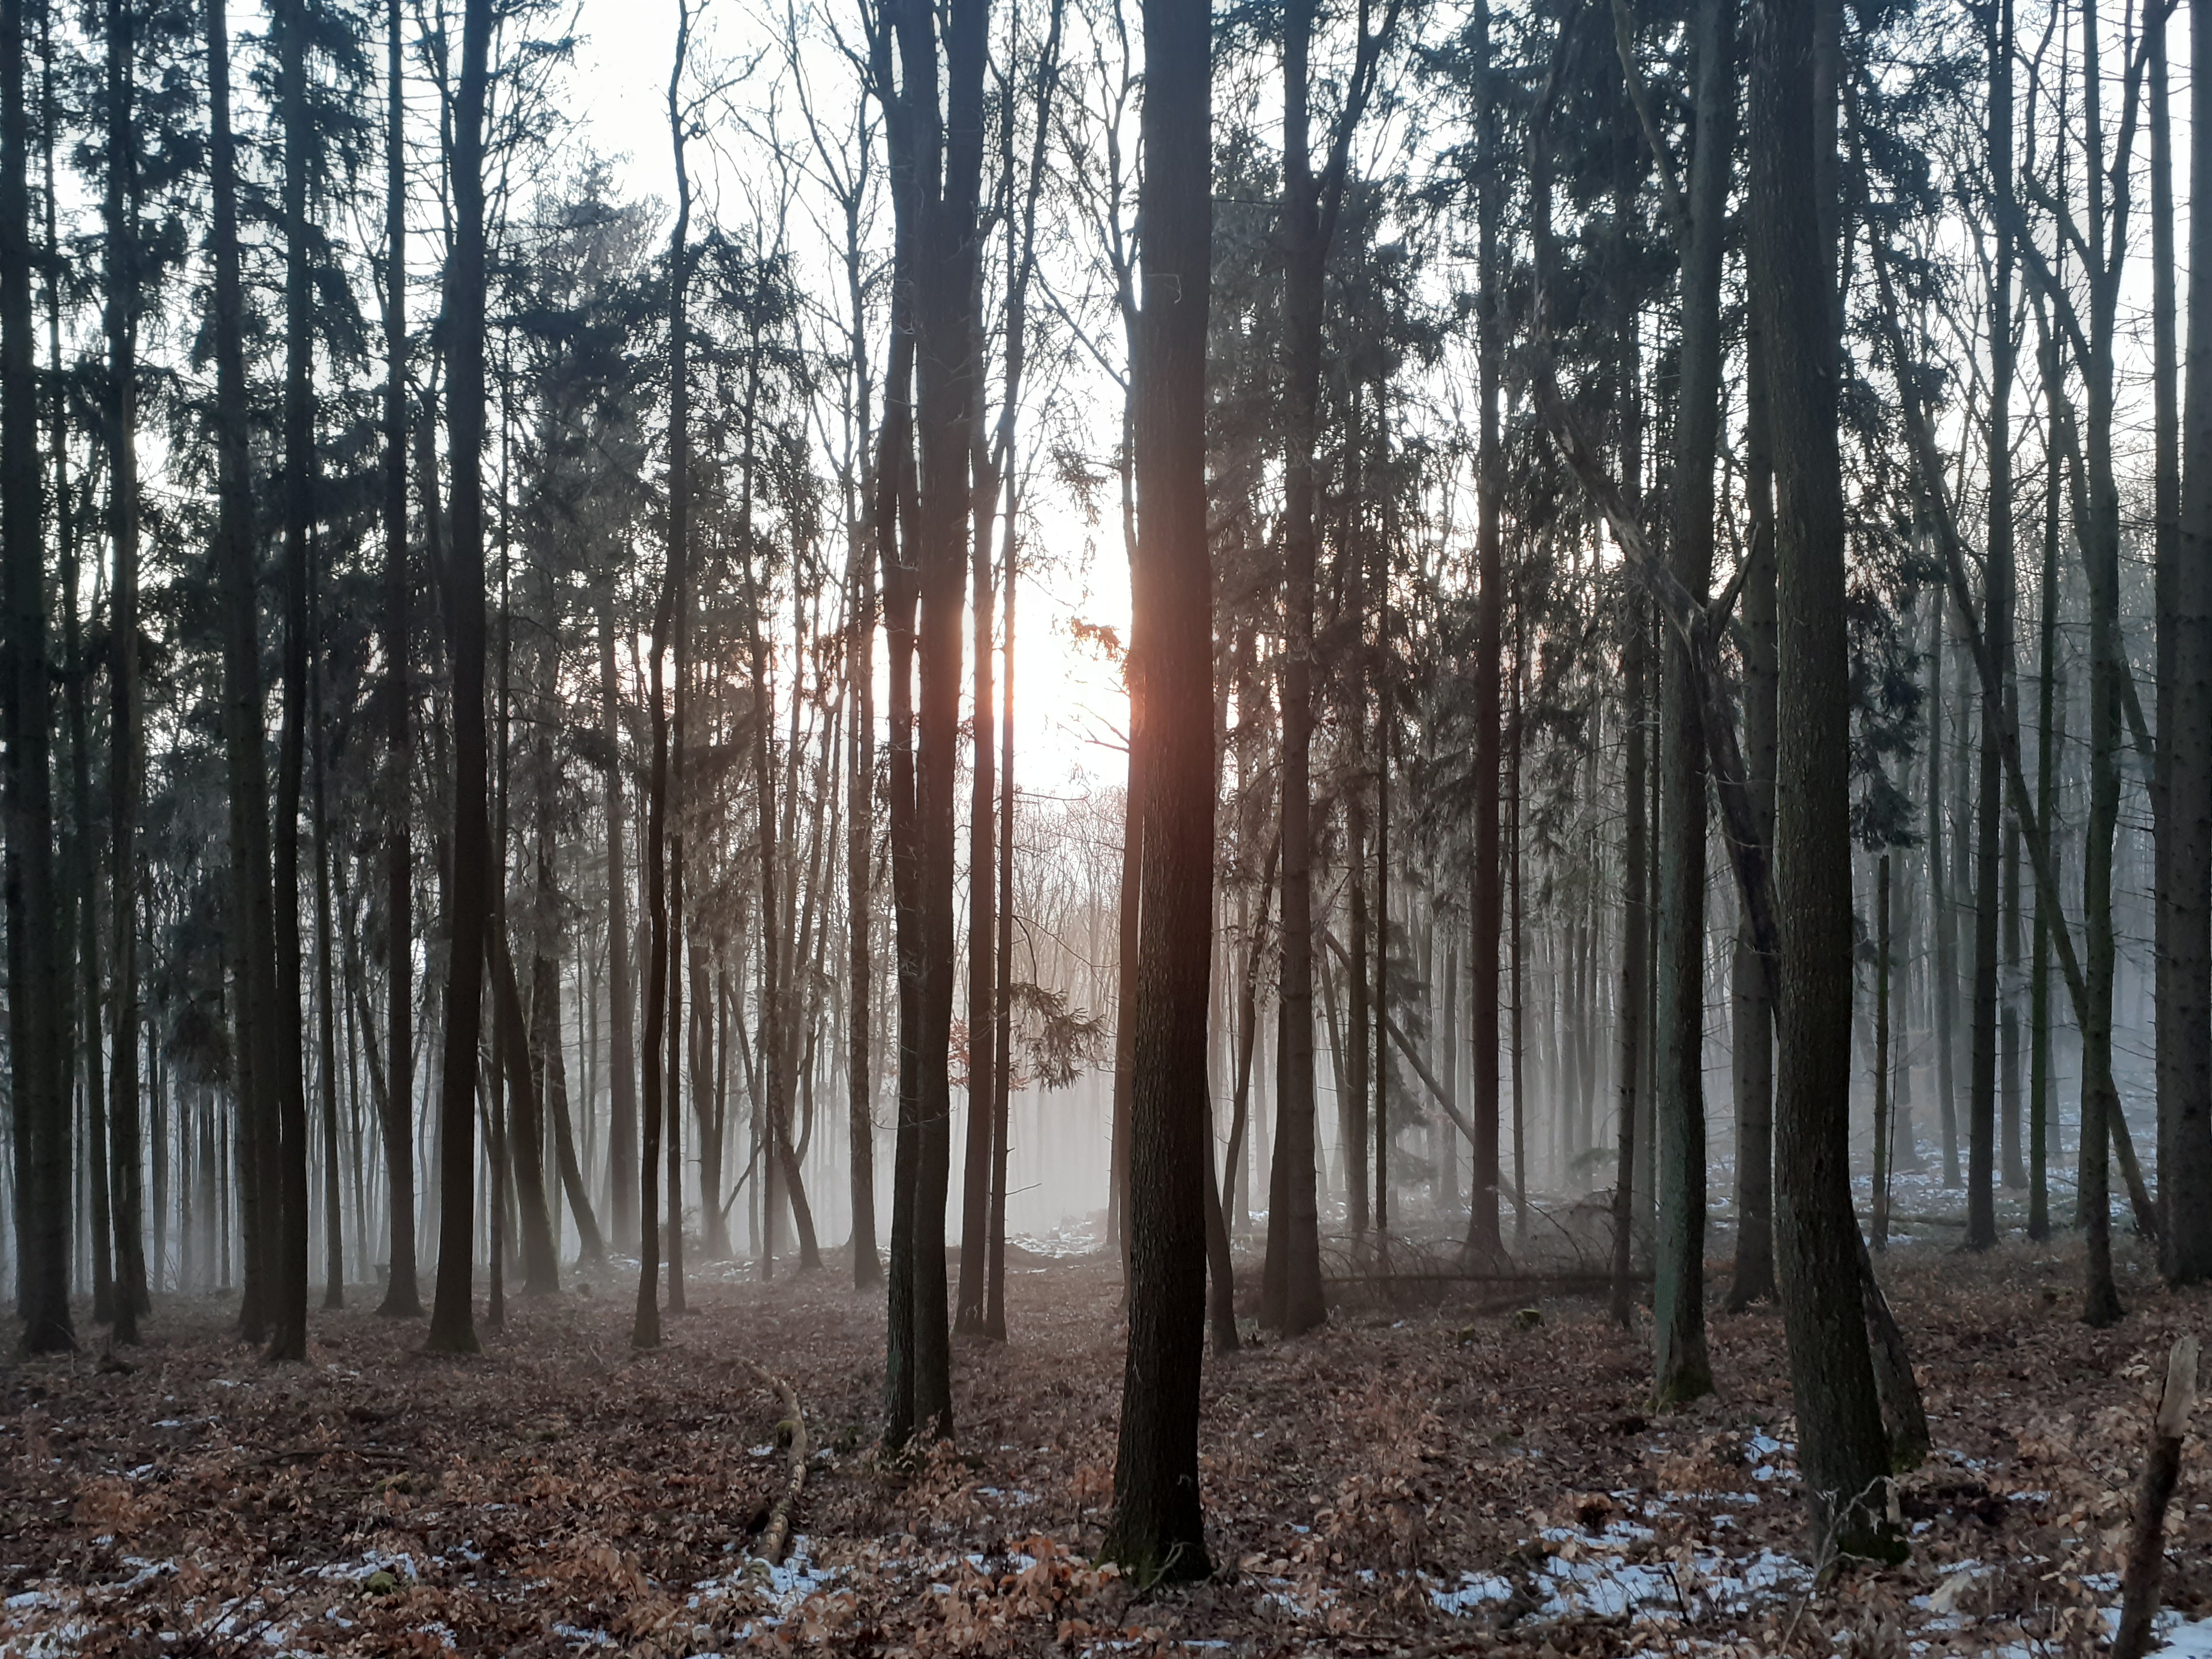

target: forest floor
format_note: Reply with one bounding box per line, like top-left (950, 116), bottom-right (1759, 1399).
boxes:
top-left (4, 1221), bottom-right (2211, 1657)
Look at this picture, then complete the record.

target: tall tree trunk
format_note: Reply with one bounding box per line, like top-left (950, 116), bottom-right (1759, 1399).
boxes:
top-left (1467, 0), bottom-right (1504, 1261)
top-left (1102, 0), bottom-right (1211, 1579)
top-left (46, 13), bottom-right (95, 1327)
top-left (1968, 0), bottom-right (2014, 1252)
top-left (1261, 0), bottom-right (1329, 1337)
top-left (311, 654), bottom-right (343, 1307)
top-left (266, 0), bottom-right (317, 1363)
top-left (1749, 0), bottom-right (1898, 1560)
top-left (207, 0), bottom-right (282, 1351)
top-left (632, 0), bottom-right (693, 1350)
top-left (846, 371), bottom-right (879, 1291)
top-left (103, 0), bottom-right (150, 1341)
top-left (877, 303), bottom-right (922, 1441)
top-left (1608, 77), bottom-right (1650, 1326)
top-left (598, 593), bottom-right (638, 1253)
top-left (1728, 296), bottom-right (1777, 1310)
top-left (2165, 0), bottom-right (2212, 1281)
top-left (2, 0), bottom-right (69, 1353)
top-left (2077, 0), bottom-right (2125, 1328)
top-left (891, 0), bottom-right (986, 1444)
top-left (2030, 353), bottom-right (2059, 1245)
top-left (1642, 0), bottom-right (1731, 1405)
top-left (955, 347), bottom-right (997, 1336)
top-left (423, 0), bottom-right (495, 1356)
top-left (1874, 856), bottom-right (1892, 1249)
top-left (1929, 592), bottom-right (1961, 1187)
top-left (378, 0), bottom-right (421, 1317)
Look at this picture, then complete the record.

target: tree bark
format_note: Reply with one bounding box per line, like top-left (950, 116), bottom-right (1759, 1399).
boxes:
top-left (102, 0), bottom-right (150, 1341)
top-left (263, 0), bottom-right (318, 1363)
top-left (1750, 0), bottom-right (1899, 1560)
top-left (1466, 0), bottom-right (1504, 1264)
top-left (1102, 0), bottom-right (1212, 1580)
top-left (2160, 0), bottom-right (2212, 1282)
top-left (1643, 0), bottom-right (1731, 1406)
top-left (1967, 0), bottom-right (2014, 1253)
top-left (1728, 301), bottom-right (1777, 1309)
top-left (206, 0), bottom-right (283, 1352)
top-left (378, 0), bottom-right (421, 1317)
top-left (1929, 592), bottom-right (1961, 1189)
top-left (424, 0), bottom-right (496, 1357)
top-left (2, 0), bottom-right (70, 1353)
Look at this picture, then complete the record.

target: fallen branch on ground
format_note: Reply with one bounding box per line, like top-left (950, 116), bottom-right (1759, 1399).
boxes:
top-left (748, 1361), bottom-right (808, 1566)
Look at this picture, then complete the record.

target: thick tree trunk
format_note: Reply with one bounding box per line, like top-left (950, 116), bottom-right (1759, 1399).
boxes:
top-left (1102, 0), bottom-right (1212, 1580)
top-left (1749, 0), bottom-right (1898, 1560)
top-left (206, 0), bottom-right (283, 1352)
top-left (2164, 0), bottom-right (2212, 1281)
top-left (890, 0), bottom-right (986, 1444)
top-left (1259, 0), bottom-right (1336, 1340)
top-left (423, 0), bottom-right (495, 1356)
top-left (2, 0), bottom-right (70, 1353)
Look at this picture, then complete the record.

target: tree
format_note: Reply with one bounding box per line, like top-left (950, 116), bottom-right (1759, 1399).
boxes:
top-left (2, 0), bottom-right (69, 1356)
top-left (424, 0), bottom-right (497, 1358)
top-left (1750, 0), bottom-right (1897, 1561)
top-left (376, 0), bottom-right (422, 1319)
top-left (2166, 0), bottom-right (2212, 1281)
top-left (1261, 0), bottom-right (1398, 1338)
top-left (1624, 0), bottom-right (1733, 1405)
top-left (875, 0), bottom-right (987, 1444)
top-left (103, 0), bottom-right (151, 1343)
top-left (207, 0), bottom-right (285, 1352)
top-left (1101, 0), bottom-right (1210, 1583)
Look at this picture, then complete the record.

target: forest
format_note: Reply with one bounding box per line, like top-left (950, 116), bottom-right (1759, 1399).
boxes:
top-left (4, 0), bottom-right (2212, 1650)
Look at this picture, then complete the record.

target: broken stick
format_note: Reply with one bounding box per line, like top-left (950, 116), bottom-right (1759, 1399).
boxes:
top-left (2113, 1334), bottom-right (2199, 1659)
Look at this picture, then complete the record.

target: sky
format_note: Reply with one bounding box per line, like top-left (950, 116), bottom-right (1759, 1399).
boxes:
top-left (563, 0), bottom-right (1139, 797)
